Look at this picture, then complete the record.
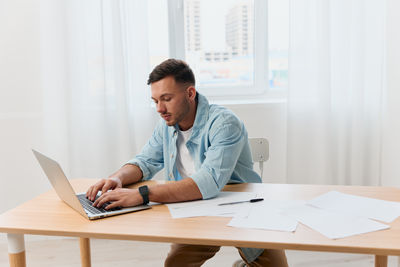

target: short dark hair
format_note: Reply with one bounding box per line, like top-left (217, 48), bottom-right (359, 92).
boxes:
top-left (147, 58), bottom-right (195, 86)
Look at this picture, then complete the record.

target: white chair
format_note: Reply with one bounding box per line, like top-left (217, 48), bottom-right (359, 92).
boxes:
top-left (231, 138), bottom-right (269, 267)
top-left (249, 138), bottom-right (269, 179)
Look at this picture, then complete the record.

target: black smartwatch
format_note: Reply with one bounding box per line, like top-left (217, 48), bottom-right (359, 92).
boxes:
top-left (138, 185), bottom-right (149, 205)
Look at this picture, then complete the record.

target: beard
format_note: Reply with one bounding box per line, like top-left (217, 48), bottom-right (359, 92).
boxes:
top-left (161, 98), bottom-right (191, 127)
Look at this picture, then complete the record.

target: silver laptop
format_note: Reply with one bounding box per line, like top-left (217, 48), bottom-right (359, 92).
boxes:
top-left (32, 149), bottom-right (151, 220)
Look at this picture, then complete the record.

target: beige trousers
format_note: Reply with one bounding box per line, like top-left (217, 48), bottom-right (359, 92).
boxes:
top-left (164, 244), bottom-right (289, 267)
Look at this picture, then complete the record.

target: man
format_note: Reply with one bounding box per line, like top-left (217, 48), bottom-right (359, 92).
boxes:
top-left (86, 59), bottom-right (288, 267)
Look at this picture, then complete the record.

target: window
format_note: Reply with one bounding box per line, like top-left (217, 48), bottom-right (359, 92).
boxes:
top-left (148, 0), bottom-right (288, 100)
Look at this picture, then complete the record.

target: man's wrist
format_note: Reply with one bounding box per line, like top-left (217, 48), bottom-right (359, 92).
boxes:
top-left (109, 176), bottom-right (123, 187)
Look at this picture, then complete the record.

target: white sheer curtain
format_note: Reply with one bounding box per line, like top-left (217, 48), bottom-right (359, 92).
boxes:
top-left (287, 0), bottom-right (386, 185)
top-left (40, 0), bottom-right (158, 178)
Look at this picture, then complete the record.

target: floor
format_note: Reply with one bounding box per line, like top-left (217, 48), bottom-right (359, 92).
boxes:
top-left (0, 236), bottom-right (399, 267)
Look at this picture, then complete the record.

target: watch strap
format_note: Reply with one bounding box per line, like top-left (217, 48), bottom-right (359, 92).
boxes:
top-left (138, 185), bottom-right (149, 205)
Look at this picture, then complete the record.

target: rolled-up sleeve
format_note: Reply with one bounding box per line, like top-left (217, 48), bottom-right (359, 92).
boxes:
top-left (126, 120), bottom-right (165, 180)
top-left (191, 119), bottom-right (245, 199)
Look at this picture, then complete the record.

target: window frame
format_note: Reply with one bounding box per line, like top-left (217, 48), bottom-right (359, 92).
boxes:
top-left (167, 0), bottom-right (270, 99)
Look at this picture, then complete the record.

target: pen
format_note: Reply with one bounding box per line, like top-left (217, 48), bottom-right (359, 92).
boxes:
top-left (218, 198), bottom-right (264, 206)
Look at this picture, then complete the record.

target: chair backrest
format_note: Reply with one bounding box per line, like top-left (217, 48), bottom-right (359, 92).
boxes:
top-left (248, 138), bottom-right (269, 179)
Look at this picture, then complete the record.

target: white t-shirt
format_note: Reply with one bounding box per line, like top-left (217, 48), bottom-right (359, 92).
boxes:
top-left (176, 127), bottom-right (195, 179)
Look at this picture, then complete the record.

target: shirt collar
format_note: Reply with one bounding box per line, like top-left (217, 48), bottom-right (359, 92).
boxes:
top-left (169, 93), bottom-right (210, 144)
top-left (191, 93), bottom-right (210, 134)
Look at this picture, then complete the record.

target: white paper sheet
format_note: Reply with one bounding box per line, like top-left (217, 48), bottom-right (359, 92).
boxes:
top-left (284, 204), bottom-right (390, 239)
top-left (307, 191), bottom-right (400, 223)
top-left (228, 200), bottom-right (301, 232)
top-left (166, 191), bottom-right (257, 218)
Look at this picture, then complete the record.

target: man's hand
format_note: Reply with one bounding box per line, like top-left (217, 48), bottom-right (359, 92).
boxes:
top-left (86, 177), bottom-right (122, 201)
top-left (87, 176), bottom-right (202, 209)
top-left (93, 188), bottom-right (143, 210)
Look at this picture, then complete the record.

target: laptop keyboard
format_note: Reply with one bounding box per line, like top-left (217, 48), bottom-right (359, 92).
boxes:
top-left (77, 194), bottom-right (120, 214)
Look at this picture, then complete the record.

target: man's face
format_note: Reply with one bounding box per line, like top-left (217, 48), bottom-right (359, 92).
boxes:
top-left (151, 76), bottom-right (194, 128)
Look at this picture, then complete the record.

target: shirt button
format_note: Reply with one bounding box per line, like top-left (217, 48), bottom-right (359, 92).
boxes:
top-left (174, 131), bottom-right (177, 136)
top-left (171, 153), bottom-right (173, 158)
top-left (169, 173), bottom-right (173, 178)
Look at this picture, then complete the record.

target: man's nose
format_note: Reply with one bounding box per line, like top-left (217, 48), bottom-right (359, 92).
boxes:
top-left (157, 102), bottom-right (166, 113)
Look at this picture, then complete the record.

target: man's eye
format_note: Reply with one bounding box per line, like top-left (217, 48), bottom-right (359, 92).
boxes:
top-left (164, 98), bottom-right (171, 102)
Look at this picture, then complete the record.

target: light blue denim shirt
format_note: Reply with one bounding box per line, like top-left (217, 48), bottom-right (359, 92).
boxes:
top-left (127, 93), bottom-right (263, 262)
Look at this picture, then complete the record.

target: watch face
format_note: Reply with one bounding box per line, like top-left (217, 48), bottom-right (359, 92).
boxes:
top-left (139, 185), bottom-right (148, 194)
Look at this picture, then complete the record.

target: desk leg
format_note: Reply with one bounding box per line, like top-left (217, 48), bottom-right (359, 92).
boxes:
top-left (7, 234), bottom-right (26, 267)
top-left (375, 255), bottom-right (388, 267)
top-left (79, 238), bottom-right (91, 267)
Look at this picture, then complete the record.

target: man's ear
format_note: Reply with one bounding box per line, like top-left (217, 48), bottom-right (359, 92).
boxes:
top-left (187, 86), bottom-right (196, 101)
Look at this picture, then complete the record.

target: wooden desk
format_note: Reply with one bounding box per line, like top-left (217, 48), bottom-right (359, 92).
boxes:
top-left (1, 179), bottom-right (400, 267)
